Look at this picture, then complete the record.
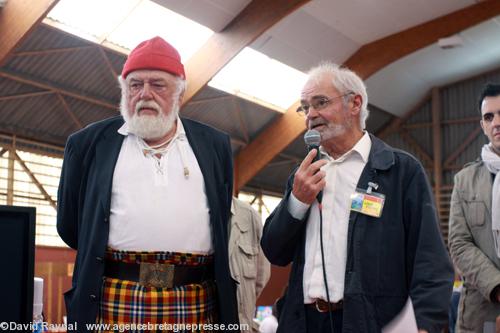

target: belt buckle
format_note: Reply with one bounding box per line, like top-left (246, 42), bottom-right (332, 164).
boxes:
top-left (139, 262), bottom-right (174, 288)
top-left (315, 299), bottom-right (328, 313)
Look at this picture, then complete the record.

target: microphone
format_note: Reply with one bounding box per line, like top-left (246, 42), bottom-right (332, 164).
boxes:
top-left (304, 129), bottom-right (323, 203)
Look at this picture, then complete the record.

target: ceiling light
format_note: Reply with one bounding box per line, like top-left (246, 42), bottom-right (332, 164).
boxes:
top-left (438, 35), bottom-right (463, 49)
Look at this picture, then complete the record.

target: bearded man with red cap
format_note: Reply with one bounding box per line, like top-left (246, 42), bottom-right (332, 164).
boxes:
top-left (57, 36), bottom-right (239, 332)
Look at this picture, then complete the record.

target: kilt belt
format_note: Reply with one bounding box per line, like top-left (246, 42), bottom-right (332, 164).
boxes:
top-left (104, 260), bottom-right (214, 289)
top-left (96, 248), bottom-right (216, 332)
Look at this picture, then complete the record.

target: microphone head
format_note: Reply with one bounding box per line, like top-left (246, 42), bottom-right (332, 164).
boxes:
top-left (304, 129), bottom-right (321, 147)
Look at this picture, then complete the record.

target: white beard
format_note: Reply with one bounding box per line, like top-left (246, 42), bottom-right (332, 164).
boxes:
top-left (121, 99), bottom-right (179, 140)
top-left (320, 122), bottom-right (349, 141)
top-left (308, 111), bottom-right (352, 142)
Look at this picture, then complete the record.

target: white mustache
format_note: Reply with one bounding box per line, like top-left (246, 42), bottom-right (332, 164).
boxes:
top-left (135, 100), bottom-right (160, 114)
top-left (309, 119), bottom-right (327, 128)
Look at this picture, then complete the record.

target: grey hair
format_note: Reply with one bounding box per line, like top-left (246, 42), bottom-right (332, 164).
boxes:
top-left (307, 62), bottom-right (369, 129)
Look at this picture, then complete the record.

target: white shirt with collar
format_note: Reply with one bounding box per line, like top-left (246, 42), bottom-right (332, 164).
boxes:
top-left (288, 132), bottom-right (371, 303)
top-left (108, 118), bottom-right (213, 253)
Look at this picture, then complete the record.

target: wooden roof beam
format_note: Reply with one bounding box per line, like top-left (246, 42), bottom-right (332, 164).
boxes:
top-left (443, 127), bottom-right (483, 168)
top-left (181, 0), bottom-right (311, 105)
top-left (56, 94), bottom-right (83, 130)
top-left (0, 71), bottom-right (117, 110)
top-left (11, 46), bottom-right (95, 57)
top-left (0, 91), bottom-right (53, 102)
top-left (97, 46), bottom-right (118, 80)
top-left (343, 0), bottom-right (500, 79)
top-left (235, 101), bottom-right (303, 190)
top-left (13, 151), bottom-right (57, 210)
top-left (377, 92), bottom-right (431, 139)
top-left (234, 0), bottom-right (500, 191)
top-left (0, 0), bottom-right (60, 67)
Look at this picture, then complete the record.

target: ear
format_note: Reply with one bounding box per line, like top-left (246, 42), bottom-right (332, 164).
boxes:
top-left (480, 119), bottom-right (486, 135)
top-left (177, 90), bottom-right (185, 105)
top-left (350, 94), bottom-right (362, 116)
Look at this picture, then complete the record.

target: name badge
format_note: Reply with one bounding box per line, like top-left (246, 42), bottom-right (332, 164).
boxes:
top-left (350, 187), bottom-right (385, 218)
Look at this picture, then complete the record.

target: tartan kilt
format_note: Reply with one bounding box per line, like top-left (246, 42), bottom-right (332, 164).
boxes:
top-left (96, 249), bottom-right (217, 333)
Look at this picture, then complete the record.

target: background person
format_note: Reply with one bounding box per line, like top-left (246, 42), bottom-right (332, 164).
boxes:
top-left (229, 197), bottom-right (270, 332)
top-left (448, 83), bottom-right (500, 333)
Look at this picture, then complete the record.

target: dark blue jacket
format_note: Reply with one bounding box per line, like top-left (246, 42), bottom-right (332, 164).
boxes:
top-left (261, 134), bottom-right (453, 333)
top-left (57, 116), bottom-right (238, 332)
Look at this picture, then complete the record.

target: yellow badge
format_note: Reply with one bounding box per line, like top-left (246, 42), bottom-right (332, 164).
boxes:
top-left (350, 184), bottom-right (385, 218)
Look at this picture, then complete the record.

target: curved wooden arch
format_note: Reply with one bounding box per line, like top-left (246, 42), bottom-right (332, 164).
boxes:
top-left (235, 0), bottom-right (500, 190)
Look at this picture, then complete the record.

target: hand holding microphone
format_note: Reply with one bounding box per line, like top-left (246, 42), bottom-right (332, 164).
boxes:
top-left (292, 129), bottom-right (327, 205)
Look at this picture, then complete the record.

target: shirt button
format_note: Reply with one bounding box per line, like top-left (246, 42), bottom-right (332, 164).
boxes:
top-left (89, 294), bottom-right (97, 301)
top-left (96, 256), bottom-right (103, 262)
top-left (103, 217), bottom-right (109, 223)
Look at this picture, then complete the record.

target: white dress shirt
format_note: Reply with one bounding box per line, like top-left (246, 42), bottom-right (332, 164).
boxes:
top-left (108, 118), bottom-right (212, 253)
top-left (288, 132), bottom-right (371, 303)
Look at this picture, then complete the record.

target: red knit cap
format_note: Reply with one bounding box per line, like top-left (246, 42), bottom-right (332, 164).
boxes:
top-left (121, 36), bottom-right (185, 79)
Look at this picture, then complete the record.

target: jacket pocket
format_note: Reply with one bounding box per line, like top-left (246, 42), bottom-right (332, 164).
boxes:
top-left (464, 200), bottom-right (486, 227)
top-left (238, 241), bottom-right (258, 279)
top-left (458, 286), bottom-right (482, 331)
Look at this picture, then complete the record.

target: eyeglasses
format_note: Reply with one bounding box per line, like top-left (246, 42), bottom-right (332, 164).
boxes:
top-left (482, 110), bottom-right (500, 122)
top-left (296, 92), bottom-right (354, 116)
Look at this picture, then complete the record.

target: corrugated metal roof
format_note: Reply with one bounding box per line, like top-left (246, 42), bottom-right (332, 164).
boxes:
top-left (16, 24), bottom-right (90, 51)
top-left (0, 77), bottom-right (45, 96)
top-left (407, 100), bottom-right (431, 124)
top-left (5, 50), bottom-right (120, 103)
top-left (183, 86), bottom-right (281, 143)
top-left (64, 96), bottom-right (118, 128)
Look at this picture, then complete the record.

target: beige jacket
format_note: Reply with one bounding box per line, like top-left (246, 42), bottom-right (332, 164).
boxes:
top-left (229, 198), bottom-right (271, 332)
top-left (449, 160), bottom-right (500, 333)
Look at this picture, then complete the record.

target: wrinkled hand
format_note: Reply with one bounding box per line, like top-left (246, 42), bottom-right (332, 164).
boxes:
top-left (292, 149), bottom-right (327, 205)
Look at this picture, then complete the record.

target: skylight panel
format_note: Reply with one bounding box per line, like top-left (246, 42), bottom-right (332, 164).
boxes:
top-left (209, 47), bottom-right (307, 112)
top-left (46, 0), bottom-right (213, 61)
top-left (107, 1), bottom-right (213, 61)
top-left (47, 0), bottom-right (141, 42)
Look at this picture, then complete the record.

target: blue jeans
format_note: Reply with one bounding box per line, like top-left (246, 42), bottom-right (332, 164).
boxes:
top-left (305, 306), bottom-right (343, 333)
top-left (448, 291), bottom-right (460, 333)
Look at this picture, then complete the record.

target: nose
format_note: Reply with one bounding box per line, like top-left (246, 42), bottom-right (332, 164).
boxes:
top-left (306, 106), bottom-right (321, 119)
top-left (491, 112), bottom-right (500, 127)
top-left (140, 82), bottom-right (153, 100)
top-left (494, 112), bottom-right (500, 122)
top-left (306, 109), bottom-right (321, 129)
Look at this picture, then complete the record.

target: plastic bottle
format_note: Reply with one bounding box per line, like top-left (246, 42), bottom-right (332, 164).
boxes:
top-left (33, 277), bottom-right (44, 333)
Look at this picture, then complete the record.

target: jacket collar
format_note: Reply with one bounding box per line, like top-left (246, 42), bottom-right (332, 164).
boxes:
top-left (181, 118), bottom-right (213, 181)
top-left (478, 161), bottom-right (493, 214)
top-left (367, 133), bottom-right (395, 170)
top-left (97, 117), bottom-right (126, 214)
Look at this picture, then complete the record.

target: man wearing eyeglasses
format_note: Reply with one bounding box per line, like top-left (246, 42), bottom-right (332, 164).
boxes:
top-left (261, 62), bottom-right (453, 333)
top-left (57, 37), bottom-right (239, 332)
top-left (449, 83), bottom-right (500, 333)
